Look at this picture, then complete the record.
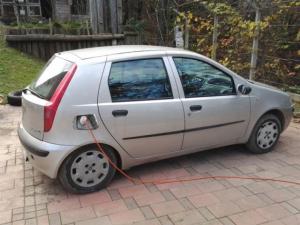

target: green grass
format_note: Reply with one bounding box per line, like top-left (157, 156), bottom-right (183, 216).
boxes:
top-left (0, 27), bottom-right (44, 103)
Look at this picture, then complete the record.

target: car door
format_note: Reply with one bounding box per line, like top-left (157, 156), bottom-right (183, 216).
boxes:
top-left (98, 56), bottom-right (184, 158)
top-left (169, 56), bottom-right (250, 151)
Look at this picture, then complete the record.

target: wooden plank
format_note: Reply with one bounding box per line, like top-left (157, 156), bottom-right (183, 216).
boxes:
top-left (44, 42), bottom-right (51, 60)
top-left (117, 0), bottom-right (123, 33)
top-left (32, 42), bottom-right (39, 59)
top-left (96, 0), bottom-right (104, 32)
top-left (28, 41), bottom-right (32, 54)
top-left (49, 41), bottom-right (55, 58)
top-left (38, 41), bottom-right (46, 60)
top-left (55, 41), bottom-right (60, 53)
top-left (110, 0), bottom-right (117, 34)
top-left (4, 33), bottom-right (132, 60)
top-left (89, 0), bottom-right (97, 34)
top-left (89, 0), bottom-right (104, 34)
top-left (5, 34), bottom-right (124, 41)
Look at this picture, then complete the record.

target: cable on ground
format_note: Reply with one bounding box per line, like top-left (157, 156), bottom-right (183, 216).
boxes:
top-left (86, 122), bottom-right (300, 186)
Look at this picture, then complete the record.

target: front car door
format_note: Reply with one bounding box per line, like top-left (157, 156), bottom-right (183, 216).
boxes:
top-left (168, 56), bottom-right (251, 151)
top-left (98, 54), bottom-right (184, 158)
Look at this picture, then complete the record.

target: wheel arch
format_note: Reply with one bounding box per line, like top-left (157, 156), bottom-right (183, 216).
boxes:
top-left (56, 142), bottom-right (122, 178)
top-left (261, 108), bottom-right (285, 131)
top-left (244, 108), bottom-right (285, 144)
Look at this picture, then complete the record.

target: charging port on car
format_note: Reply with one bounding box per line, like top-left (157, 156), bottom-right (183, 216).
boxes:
top-left (75, 114), bottom-right (98, 130)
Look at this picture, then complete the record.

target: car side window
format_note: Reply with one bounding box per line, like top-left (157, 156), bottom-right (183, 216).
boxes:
top-left (173, 57), bottom-right (236, 98)
top-left (108, 58), bottom-right (173, 102)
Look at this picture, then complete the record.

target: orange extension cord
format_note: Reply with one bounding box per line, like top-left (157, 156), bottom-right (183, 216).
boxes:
top-left (86, 123), bottom-right (300, 186)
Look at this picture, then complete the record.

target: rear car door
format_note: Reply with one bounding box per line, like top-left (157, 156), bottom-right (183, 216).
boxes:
top-left (98, 56), bottom-right (184, 158)
top-left (169, 56), bottom-right (250, 150)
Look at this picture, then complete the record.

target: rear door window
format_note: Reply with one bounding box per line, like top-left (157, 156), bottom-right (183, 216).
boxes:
top-left (29, 57), bottom-right (73, 100)
top-left (108, 58), bottom-right (173, 102)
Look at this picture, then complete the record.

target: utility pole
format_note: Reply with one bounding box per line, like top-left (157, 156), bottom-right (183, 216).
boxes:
top-left (249, 1), bottom-right (260, 80)
top-left (211, 14), bottom-right (218, 61)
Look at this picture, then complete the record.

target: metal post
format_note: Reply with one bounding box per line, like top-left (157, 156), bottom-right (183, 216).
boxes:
top-left (249, 5), bottom-right (260, 80)
top-left (211, 14), bottom-right (218, 61)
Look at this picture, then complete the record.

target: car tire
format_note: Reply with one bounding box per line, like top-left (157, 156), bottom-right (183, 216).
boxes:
top-left (7, 90), bottom-right (23, 106)
top-left (58, 145), bottom-right (117, 194)
top-left (246, 114), bottom-right (281, 154)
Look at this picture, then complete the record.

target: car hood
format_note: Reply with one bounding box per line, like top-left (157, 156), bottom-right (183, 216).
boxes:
top-left (248, 80), bottom-right (282, 92)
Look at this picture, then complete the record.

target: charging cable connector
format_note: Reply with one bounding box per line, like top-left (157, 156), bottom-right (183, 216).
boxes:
top-left (75, 114), bottom-right (98, 130)
top-left (79, 115), bottom-right (88, 126)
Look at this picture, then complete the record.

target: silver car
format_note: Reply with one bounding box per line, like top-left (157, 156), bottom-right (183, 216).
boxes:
top-left (18, 46), bottom-right (293, 193)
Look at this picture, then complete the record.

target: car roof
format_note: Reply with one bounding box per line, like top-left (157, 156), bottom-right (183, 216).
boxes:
top-left (61, 45), bottom-right (188, 60)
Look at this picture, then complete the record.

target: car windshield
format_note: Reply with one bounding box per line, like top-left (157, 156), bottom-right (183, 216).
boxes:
top-left (29, 56), bottom-right (73, 100)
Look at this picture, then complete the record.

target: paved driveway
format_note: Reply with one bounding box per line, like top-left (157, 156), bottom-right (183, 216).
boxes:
top-left (1, 105), bottom-right (300, 225)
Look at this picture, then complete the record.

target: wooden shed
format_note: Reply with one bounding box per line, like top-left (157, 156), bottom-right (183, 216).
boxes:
top-left (0, 0), bottom-right (123, 34)
top-left (52, 0), bottom-right (123, 33)
top-left (0, 0), bottom-right (42, 22)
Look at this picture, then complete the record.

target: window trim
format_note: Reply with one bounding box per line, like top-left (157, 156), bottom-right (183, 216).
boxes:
top-left (108, 58), bottom-right (174, 103)
top-left (172, 56), bottom-right (237, 98)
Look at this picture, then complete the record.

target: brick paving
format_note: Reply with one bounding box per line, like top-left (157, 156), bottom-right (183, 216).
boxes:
top-left (1, 104), bottom-right (300, 225)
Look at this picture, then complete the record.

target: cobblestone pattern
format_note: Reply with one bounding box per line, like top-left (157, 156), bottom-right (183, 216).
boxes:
top-left (1, 105), bottom-right (300, 225)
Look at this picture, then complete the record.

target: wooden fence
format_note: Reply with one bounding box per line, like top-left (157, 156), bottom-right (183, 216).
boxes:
top-left (5, 27), bottom-right (91, 35)
top-left (5, 32), bottom-right (139, 60)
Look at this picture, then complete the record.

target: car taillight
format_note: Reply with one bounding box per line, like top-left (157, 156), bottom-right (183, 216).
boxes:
top-left (44, 64), bottom-right (77, 132)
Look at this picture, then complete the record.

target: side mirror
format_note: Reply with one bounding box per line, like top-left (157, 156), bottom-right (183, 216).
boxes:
top-left (238, 84), bottom-right (252, 95)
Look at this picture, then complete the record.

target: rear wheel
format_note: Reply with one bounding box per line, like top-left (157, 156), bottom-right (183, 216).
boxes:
top-left (246, 114), bottom-right (281, 154)
top-left (58, 146), bottom-right (117, 193)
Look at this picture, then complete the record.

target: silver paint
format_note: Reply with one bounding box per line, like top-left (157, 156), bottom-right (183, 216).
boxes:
top-left (18, 45), bottom-right (294, 179)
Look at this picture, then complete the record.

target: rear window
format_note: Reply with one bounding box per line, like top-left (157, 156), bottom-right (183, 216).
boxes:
top-left (29, 57), bottom-right (73, 100)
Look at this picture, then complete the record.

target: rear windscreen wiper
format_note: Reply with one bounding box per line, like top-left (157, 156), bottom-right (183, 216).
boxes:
top-left (23, 88), bottom-right (46, 100)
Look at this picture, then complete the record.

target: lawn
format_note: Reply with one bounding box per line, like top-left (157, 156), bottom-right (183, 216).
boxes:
top-left (0, 26), bottom-right (44, 103)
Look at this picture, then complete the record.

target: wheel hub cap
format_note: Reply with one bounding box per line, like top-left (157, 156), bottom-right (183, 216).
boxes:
top-left (70, 150), bottom-right (109, 187)
top-left (256, 121), bottom-right (279, 149)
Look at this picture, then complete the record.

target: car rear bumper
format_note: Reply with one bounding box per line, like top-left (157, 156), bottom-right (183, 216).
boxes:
top-left (18, 123), bottom-right (75, 178)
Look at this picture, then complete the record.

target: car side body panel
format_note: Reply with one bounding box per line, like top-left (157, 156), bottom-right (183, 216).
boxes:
top-left (18, 46), bottom-right (294, 179)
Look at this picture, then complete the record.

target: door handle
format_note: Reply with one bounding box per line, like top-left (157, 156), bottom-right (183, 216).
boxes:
top-left (112, 110), bottom-right (128, 117)
top-left (190, 105), bottom-right (202, 111)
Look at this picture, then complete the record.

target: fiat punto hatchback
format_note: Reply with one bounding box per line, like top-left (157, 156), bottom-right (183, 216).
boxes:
top-left (18, 46), bottom-right (293, 193)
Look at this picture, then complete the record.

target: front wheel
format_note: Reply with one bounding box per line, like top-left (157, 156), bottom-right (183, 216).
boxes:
top-left (58, 146), bottom-right (117, 194)
top-left (246, 114), bottom-right (281, 154)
